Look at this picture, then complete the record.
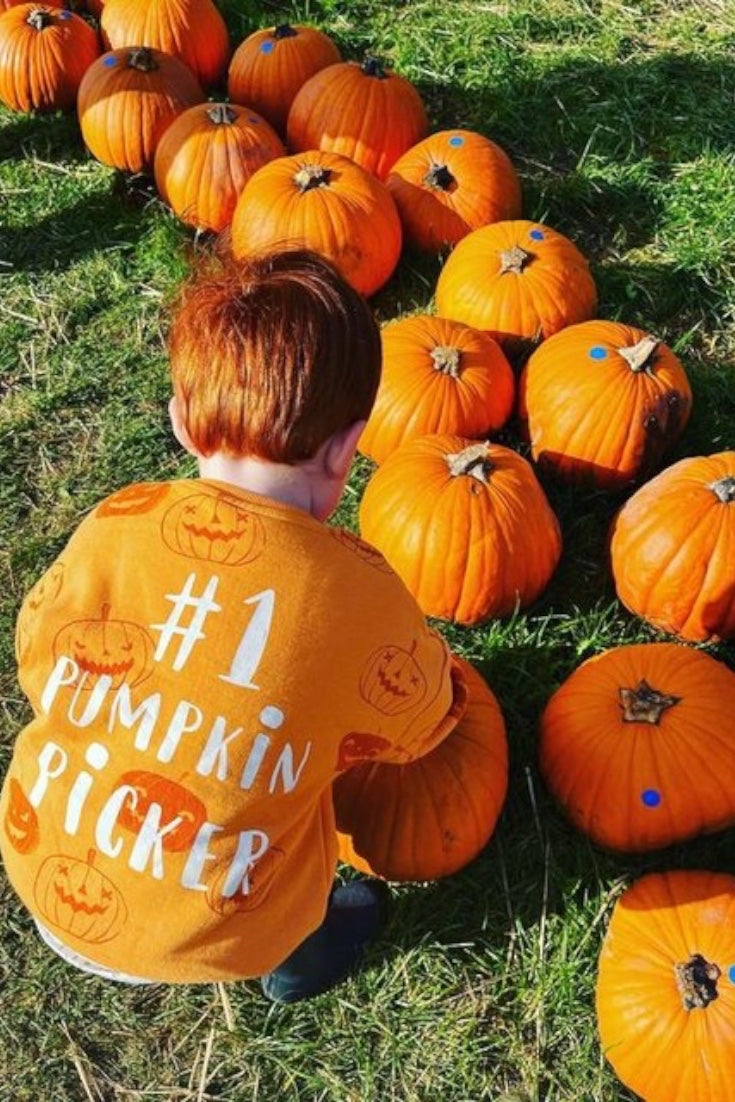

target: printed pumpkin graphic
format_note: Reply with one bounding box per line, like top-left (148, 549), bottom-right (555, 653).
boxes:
top-left (336, 732), bottom-right (395, 771)
top-left (53, 604), bottom-right (155, 690)
top-left (330, 528), bottom-right (394, 572)
top-left (3, 778), bottom-right (39, 855)
top-left (161, 490), bottom-right (266, 565)
top-left (16, 562), bottom-right (66, 663)
top-left (206, 845), bottom-right (285, 916)
top-left (360, 642), bottom-right (428, 715)
top-left (96, 482), bottom-right (172, 518)
top-left (34, 849), bottom-right (128, 944)
top-left (113, 771), bottom-right (208, 852)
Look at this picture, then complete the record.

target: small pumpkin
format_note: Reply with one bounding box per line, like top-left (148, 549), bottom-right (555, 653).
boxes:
top-left (53, 603), bottom-right (155, 689)
top-left (3, 777), bottom-right (40, 855)
top-left (596, 869), bottom-right (735, 1102)
top-left (206, 845), bottom-right (285, 917)
top-left (435, 219), bottom-right (597, 360)
top-left (519, 320), bottom-right (692, 491)
top-left (0, 5), bottom-right (100, 112)
top-left (230, 149), bottom-right (402, 297)
top-left (335, 658), bottom-right (508, 881)
top-left (609, 451), bottom-right (735, 642)
top-left (96, 481), bottom-right (171, 517)
top-left (33, 848), bottom-right (128, 943)
top-left (359, 642), bottom-right (428, 717)
top-left (540, 642), bottom-right (735, 852)
top-left (386, 129), bottom-right (522, 252)
top-left (358, 434), bottom-right (562, 625)
top-left (113, 771), bottom-right (208, 853)
top-left (358, 314), bottom-right (515, 465)
top-left (153, 102), bottom-right (285, 233)
top-left (286, 55), bottom-right (429, 181)
top-left (160, 488), bottom-right (266, 565)
top-left (227, 23), bottom-right (341, 136)
top-left (100, 0), bottom-right (229, 89)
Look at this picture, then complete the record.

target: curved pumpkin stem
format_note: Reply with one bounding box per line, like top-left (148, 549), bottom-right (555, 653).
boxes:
top-left (710, 476), bottom-right (735, 503)
top-left (430, 345), bottom-right (462, 377)
top-left (445, 441), bottom-right (493, 484)
top-left (273, 24), bottom-right (298, 39)
top-left (618, 679), bottom-right (681, 724)
top-left (424, 163), bottom-right (455, 191)
top-left (674, 953), bottom-right (720, 1010)
top-left (499, 245), bottom-right (530, 274)
top-left (207, 103), bottom-right (238, 126)
top-left (127, 47), bottom-right (159, 72)
top-left (294, 164), bottom-right (331, 192)
top-left (619, 336), bottom-right (660, 374)
top-left (362, 55), bottom-right (388, 79)
top-left (27, 8), bottom-right (55, 29)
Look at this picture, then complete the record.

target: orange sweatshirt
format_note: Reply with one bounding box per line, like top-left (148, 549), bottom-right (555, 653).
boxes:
top-left (0, 479), bottom-right (465, 983)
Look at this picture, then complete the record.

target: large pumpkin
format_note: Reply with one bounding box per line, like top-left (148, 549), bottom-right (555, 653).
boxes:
top-left (609, 451), bottom-right (735, 642)
top-left (153, 102), bottom-right (285, 233)
top-left (335, 658), bottom-right (507, 880)
top-left (100, 0), bottom-right (229, 89)
top-left (77, 46), bottom-right (204, 173)
top-left (540, 643), bottom-right (735, 852)
top-left (519, 319), bottom-right (693, 491)
top-left (596, 869), bottom-right (735, 1102)
top-left (386, 129), bottom-right (522, 252)
top-left (0, 5), bottom-right (99, 112)
top-left (358, 314), bottom-right (515, 465)
top-left (230, 149), bottom-right (402, 298)
top-left (435, 219), bottom-right (597, 359)
top-left (227, 23), bottom-right (341, 136)
top-left (358, 434), bottom-right (562, 625)
top-left (286, 55), bottom-right (429, 181)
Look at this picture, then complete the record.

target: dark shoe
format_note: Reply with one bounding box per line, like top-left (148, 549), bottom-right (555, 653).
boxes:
top-left (261, 879), bottom-right (391, 1004)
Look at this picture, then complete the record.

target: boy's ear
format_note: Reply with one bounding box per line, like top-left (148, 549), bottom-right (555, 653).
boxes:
top-left (168, 396), bottom-right (200, 458)
top-left (323, 420), bottom-right (367, 480)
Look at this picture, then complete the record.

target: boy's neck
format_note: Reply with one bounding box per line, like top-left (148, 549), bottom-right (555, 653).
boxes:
top-left (196, 452), bottom-right (318, 516)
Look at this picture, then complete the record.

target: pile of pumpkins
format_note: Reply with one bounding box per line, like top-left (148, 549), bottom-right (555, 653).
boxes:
top-left (4, 2), bottom-right (735, 1099)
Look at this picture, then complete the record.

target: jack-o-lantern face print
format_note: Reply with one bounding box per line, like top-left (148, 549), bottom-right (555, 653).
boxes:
top-left (16, 562), bottom-right (66, 663)
top-left (161, 491), bottom-right (266, 565)
top-left (360, 643), bottom-right (428, 715)
top-left (113, 771), bottom-right (208, 852)
top-left (330, 528), bottom-right (394, 572)
top-left (3, 778), bottom-right (39, 855)
top-left (206, 846), bottom-right (285, 917)
top-left (336, 732), bottom-right (395, 770)
top-left (34, 849), bottom-right (128, 944)
top-left (97, 482), bottom-right (172, 518)
top-left (53, 604), bottom-right (155, 691)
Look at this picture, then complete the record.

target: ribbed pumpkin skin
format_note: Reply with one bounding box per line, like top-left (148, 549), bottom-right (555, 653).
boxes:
top-left (334, 658), bottom-right (508, 881)
top-left (610, 452), bottom-right (735, 642)
top-left (0, 6), bottom-right (100, 112)
top-left (435, 219), bottom-right (597, 357)
top-left (153, 102), bottom-right (285, 233)
top-left (358, 315), bottom-right (515, 465)
top-left (358, 434), bottom-right (562, 624)
top-left (286, 58), bottom-right (429, 180)
top-left (77, 46), bottom-right (204, 173)
top-left (230, 149), bottom-right (402, 297)
top-left (596, 870), bottom-right (735, 1102)
top-left (386, 129), bottom-right (522, 251)
top-left (227, 23), bottom-right (341, 136)
top-left (100, 0), bottom-right (229, 88)
top-left (519, 320), bottom-right (692, 491)
top-left (540, 643), bottom-right (735, 852)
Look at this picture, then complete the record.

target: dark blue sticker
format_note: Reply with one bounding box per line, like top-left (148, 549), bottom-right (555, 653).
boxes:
top-left (448, 135), bottom-right (464, 147)
top-left (641, 788), bottom-right (661, 807)
top-left (729, 965), bottom-right (735, 983)
top-left (248, 116), bottom-right (261, 125)
top-left (59, 9), bottom-right (72, 18)
top-left (589, 346), bottom-right (608, 360)
top-left (260, 41), bottom-right (275, 54)
top-left (529, 228), bottom-right (545, 241)
top-left (103, 55), bottom-right (118, 67)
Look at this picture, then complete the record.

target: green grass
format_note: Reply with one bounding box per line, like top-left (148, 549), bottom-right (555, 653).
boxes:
top-left (2, 1), bottom-right (735, 1099)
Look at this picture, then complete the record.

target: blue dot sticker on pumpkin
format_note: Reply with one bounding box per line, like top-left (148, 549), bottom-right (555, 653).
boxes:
top-left (59, 9), bottom-right (72, 18)
top-left (728, 965), bottom-right (735, 984)
top-left (103, 55), bottom-right (118, 67)
top-left (448, 135), bottom-right (465, 147)
top-left (529, 228), bottom-right (545, 241)
top-left (589, 346), bottom-right (608, 360)
top-left (248, 116), bottom-right (261, 125)
top-left (641, 788), bottom-right (661, 808)
top-left (260, 41), bottom-right (275, 54)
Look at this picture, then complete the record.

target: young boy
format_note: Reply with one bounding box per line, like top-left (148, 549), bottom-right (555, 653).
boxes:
top-left (0, 249), bottom-right (466, 1002)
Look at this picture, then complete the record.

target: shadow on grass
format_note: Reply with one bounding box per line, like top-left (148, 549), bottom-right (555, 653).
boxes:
top-left (0, 109), bottom-right (88, 165)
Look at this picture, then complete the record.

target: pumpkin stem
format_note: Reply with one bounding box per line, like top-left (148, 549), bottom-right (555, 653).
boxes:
top-left (27, 8), bottom-right (55, 29)
top-left (86, 848), bottom-right (97, 866)
top-left (430, 345), bottom-right (462, 377)
top-left (445, 441), bottom-right (493, 484)
top-left (362, 55), bottom-right (388, 79)
top-left (294, 164), bottom-right (332, 192)
top-left (207, 103), bottom-right (238, 126)
top-left (674, 953), bottom-right (720, 1010)
top-left (273, 24), bottom-right (298, 39)
top-left (619, 336), bottom-right (660, 373)
top-left (127, 47), bottom-right (159, 72)
top-left (710, 476), bottom-right (735, 503)
top-left (618, 679), bottom-right (681, 724)
top-left (424, 163), bottom-right (456, 191)
top-left (499, 245), bottom-right (531, 274)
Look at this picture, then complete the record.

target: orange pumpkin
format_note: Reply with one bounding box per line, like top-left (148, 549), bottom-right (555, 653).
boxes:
top-left (113, 771), bottom-right (208, 852)
top-left (519, 320), bottom-right (692, 490)
top-left (358, 434), bottom-right (562, 625)
top-left (100, 0), bottom-right (229, 88)
top-left (596, 869), bottom-right (735, 1102)
top-left (540, 643), bottom-right (735, 852)
top-left (0, 5), bottom-right (100, 112)
top-left (153, 102), bottom-right (285, 233)
top-left (610, 451), bottom-right (735, 642)
top-left (77, 46), bottom-right (204, 174)
top-left (33, 848), bottom-right (128, 943)
top-left (335, 658), bottom-right (507, 880)
top-left (53, 603), bottom-right (155, 689)
top-left (230, 149), bottom-right (402, 297)
top-left (286, 55), bottom-right (429, 181)
top-left (435, 219), bottom-right (598, 359)
top-left (3, 777), bottom-right (39, 855)
top-left (358, 314), bottom-right (515, 465)
top-left (160, 488), bottom-right (266, 565)
top-left (386, 129), bottom-right (522, 251)
top-left (227, 23), bottom-right (341, 136)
